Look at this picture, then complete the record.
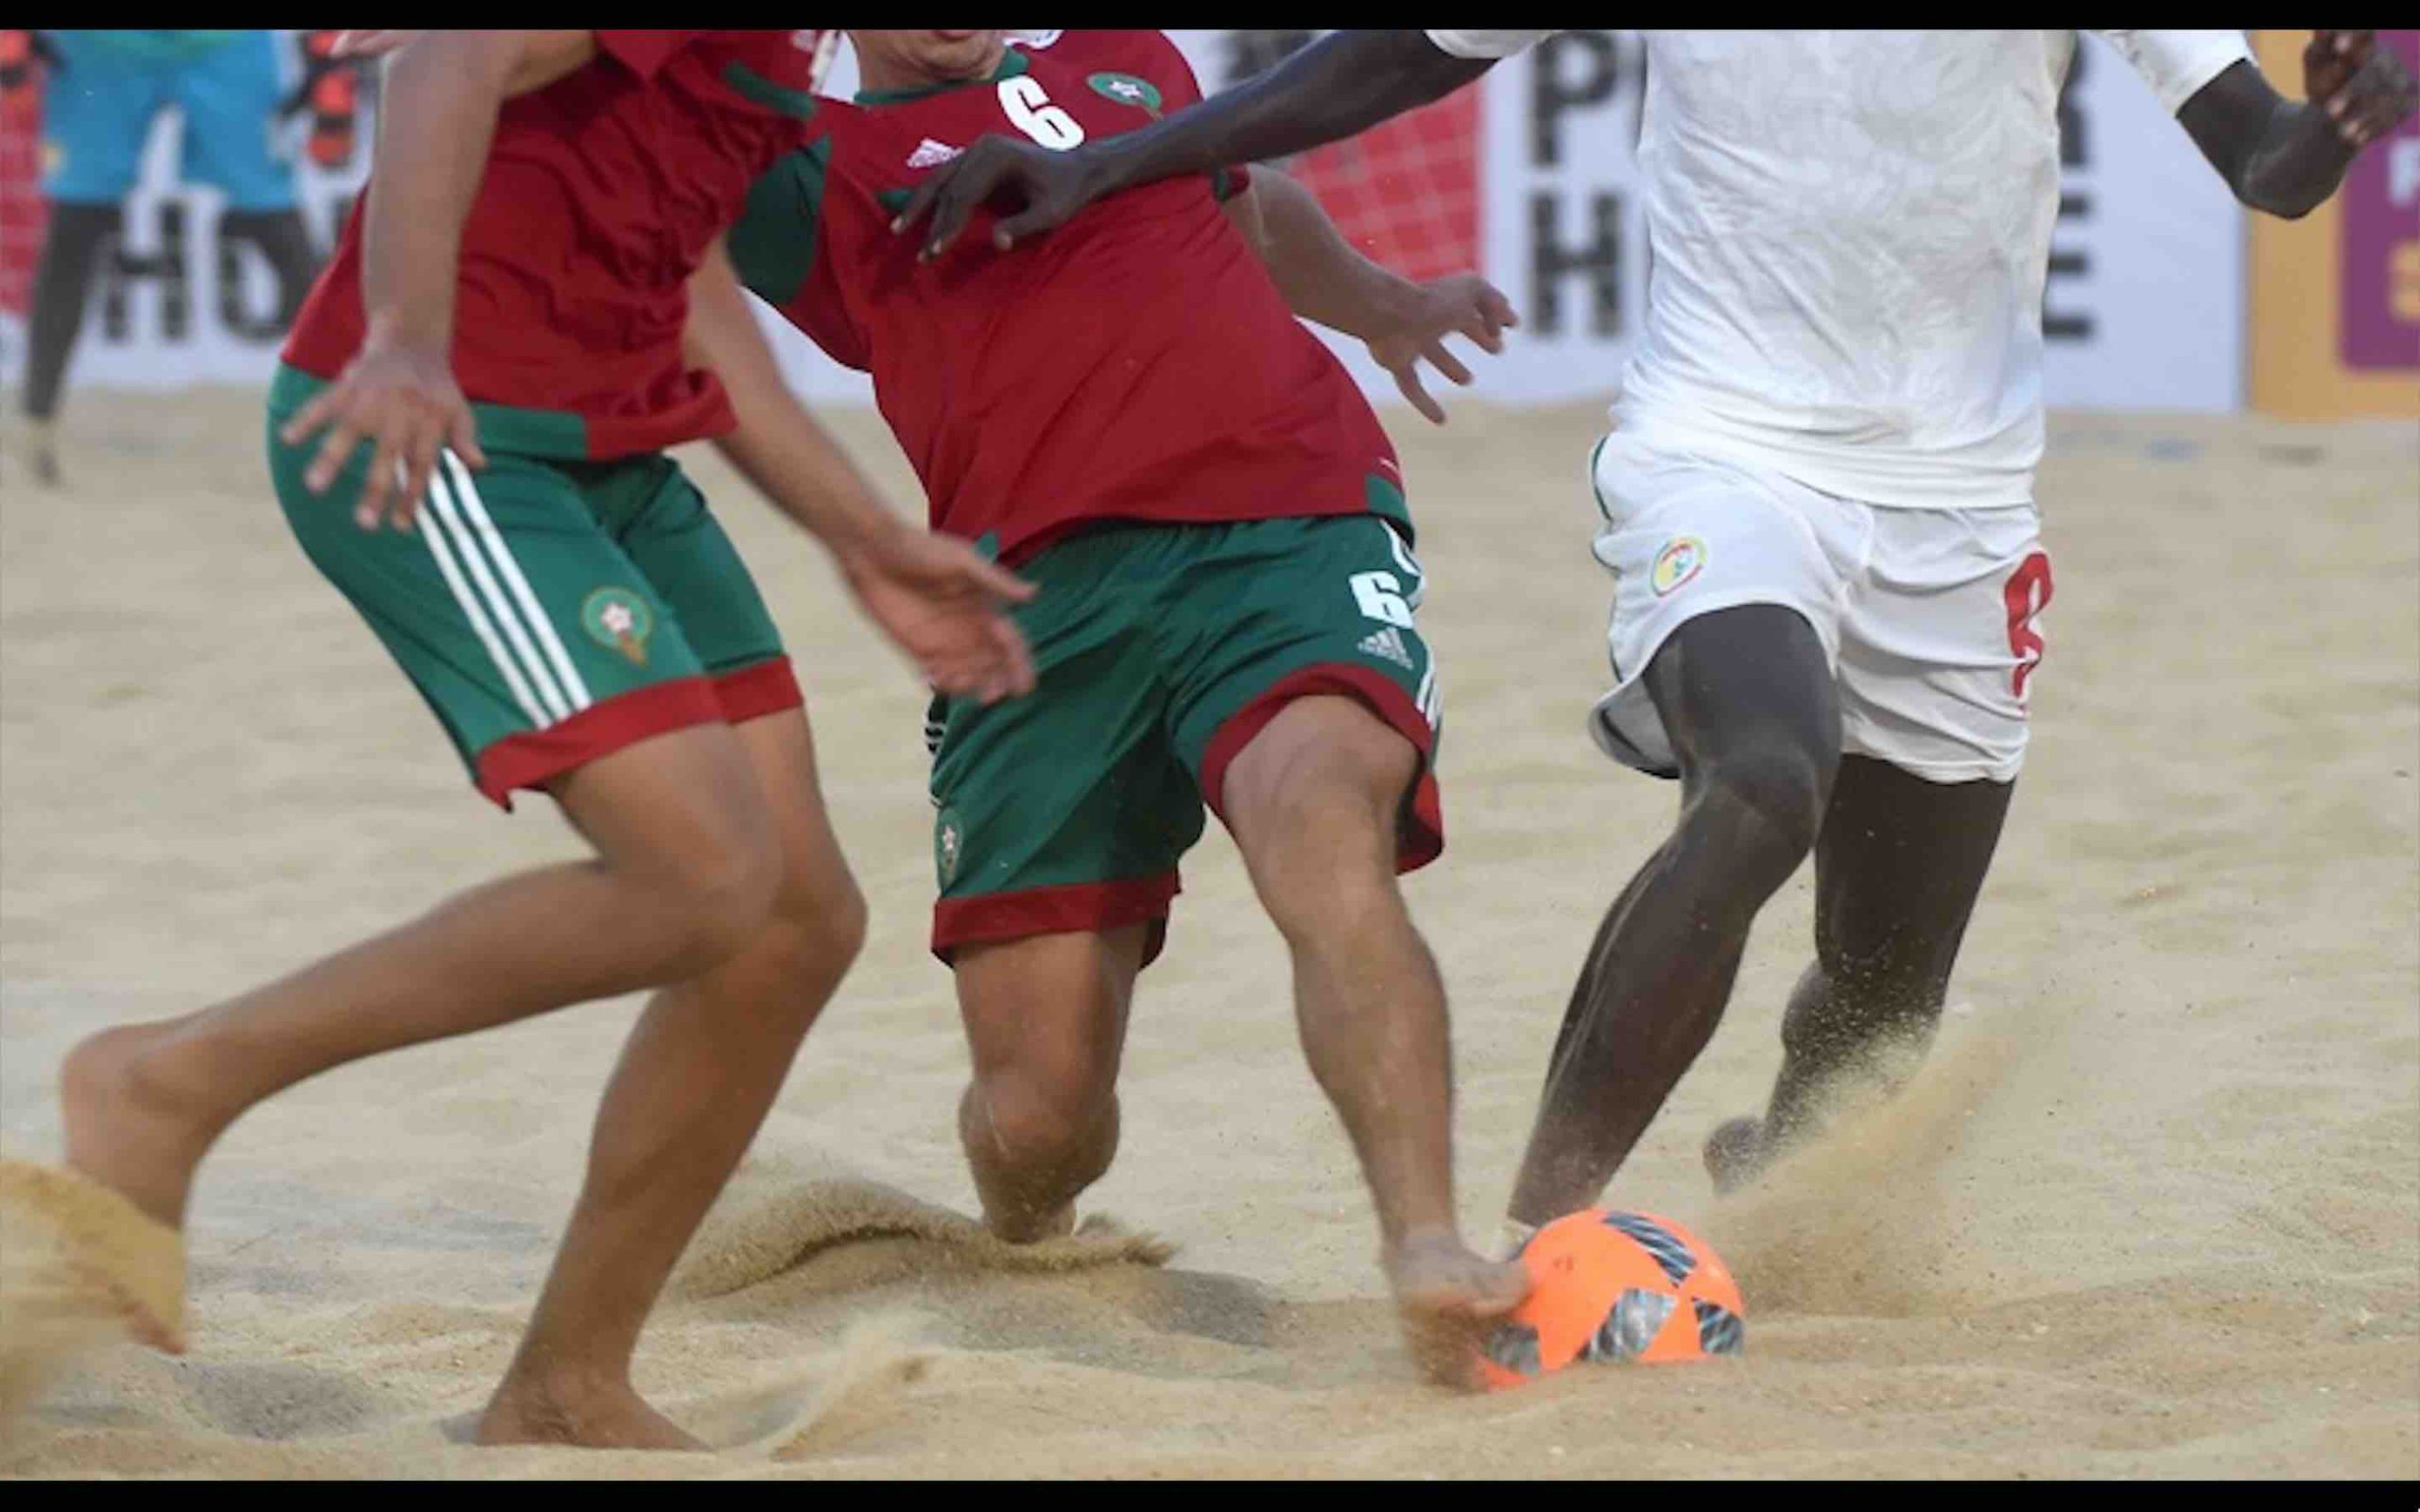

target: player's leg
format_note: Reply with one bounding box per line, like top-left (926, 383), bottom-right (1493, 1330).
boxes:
top-left (924, 525), bottom-right (1188, 1243)
top-left (1705, 508), bottom-right (2049, 1190)
top-left (1172, 511), bottom-right (1520, 1382)
top-left (1505, 606), bottom-right (1840, 1228)
top-left (481, 708), bottom-right (867, 1449)
top-left (1703, 758), bottom-right (2013, 1191)
top-left (1500, 437), bottom-right (1868, 1234)
top-left (47, 402), bottom-right (777, 1349)
top-left (954, 926), bottom-right (1148, 1243)
top-left (476, 462), bottom-right (866, 1447)
top-left (177, 30), bottom-right (320, 326)
top-left (21, 34), bottom-right (155, 481)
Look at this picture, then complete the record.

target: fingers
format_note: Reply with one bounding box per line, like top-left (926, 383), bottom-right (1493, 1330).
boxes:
top-left (446, 402), bottom-right (488, 472)
top-left (1422, 338), bottom-right (1475, 388)
top-left (1395, 364), bottom-right (1446, 427)
top-left (992, 614), bottom-right (1037, 698)
top-left (990, 200), bottom-right (1060, 251)
top-left (307, 410), bottom-right (367, 499)
top-left (896, 148), bottom-right (995, 261)
top-left (2324, 49), bottom-right (2416, 147)
top-left (963, 555), bottom-right (1039, 604)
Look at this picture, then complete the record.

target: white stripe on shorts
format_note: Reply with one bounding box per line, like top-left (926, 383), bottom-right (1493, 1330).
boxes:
top-left (424, 464), bottom-right (574, 725)
top-left (441, 450), bottom-right (594, 713)
top-left (419, 490), bottom-right (548, 728)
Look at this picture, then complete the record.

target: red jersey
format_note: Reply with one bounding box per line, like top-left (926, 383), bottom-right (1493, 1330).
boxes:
top-left (283, 30), bottom-right (825, 461)
top-left (728, 30), bottom-right (1405, 563)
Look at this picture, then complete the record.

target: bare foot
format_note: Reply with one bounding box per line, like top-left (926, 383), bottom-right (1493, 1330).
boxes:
top-left (1703, 1115), bottom-right (1769, 1196)
top-left (61, 1022), bottom-right (218, 1230)
top-left (1385, 1228), bottom-right (1530, 1390)
top-left (476, 1370), bottom-right (705, 1451)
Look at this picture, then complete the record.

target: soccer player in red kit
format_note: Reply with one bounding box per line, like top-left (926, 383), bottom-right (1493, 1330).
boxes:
top-left (6, 30), bottom-right (1032, 1450)
top-left (728, 29), bottom-right (1528, 1383)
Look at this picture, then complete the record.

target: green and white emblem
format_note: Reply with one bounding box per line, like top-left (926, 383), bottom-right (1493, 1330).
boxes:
top-left (1087, 72), bottom-right (1163, 117)
top-left (581, 586), bottom-right (655, 666)
top-left (936, 807), bottom-right (964, 887)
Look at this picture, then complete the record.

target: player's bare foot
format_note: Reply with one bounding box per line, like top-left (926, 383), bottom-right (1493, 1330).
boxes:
top-left (476, 1369), bottom-right (704, 1451)
top-left (1386, 1228), bottom-right (1530, 1389)
top-left (1703, 1114), bottom-right (1769, 1196)
top-left (60, 1022), bottom-right (218, 1230)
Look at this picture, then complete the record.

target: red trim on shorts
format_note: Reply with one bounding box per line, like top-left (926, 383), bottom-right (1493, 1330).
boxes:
top-left (713, 656), bottom-right (804, 725)
top-left (932, 874), bottom-right (1180, 966)
top-left (1198, 663), bottom-right (1445, 874)
top-left (474, 677), bottom-right (726, 810)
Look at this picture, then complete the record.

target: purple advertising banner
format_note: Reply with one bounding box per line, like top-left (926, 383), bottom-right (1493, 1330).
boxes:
top-left (2340, 29), bottom-right (2420, 371)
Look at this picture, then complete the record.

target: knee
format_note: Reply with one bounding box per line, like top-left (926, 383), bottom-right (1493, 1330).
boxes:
top-left (640, 822), bottom-right (785, 977)
top-left (758, 871), bottom-right (869, 988)
top-left (975, 1062), bottom-right (1115, 1170)
top-left (1232, 728), bottom-right (1412, 937)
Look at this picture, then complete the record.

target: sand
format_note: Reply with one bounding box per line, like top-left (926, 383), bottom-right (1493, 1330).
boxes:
top-left (0, 390), bottom-right (2413, 1479)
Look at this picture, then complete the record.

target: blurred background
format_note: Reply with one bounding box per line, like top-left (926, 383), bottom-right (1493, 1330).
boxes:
top-left (1, 29), bottom-right (2411, 439)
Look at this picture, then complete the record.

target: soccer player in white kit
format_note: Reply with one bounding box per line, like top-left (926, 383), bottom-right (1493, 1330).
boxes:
top-left (901, 30), bottom-right (2419, 1246)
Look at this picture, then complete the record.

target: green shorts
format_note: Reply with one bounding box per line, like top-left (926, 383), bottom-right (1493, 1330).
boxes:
top-left (926, 512), bottom-right (1445, 963)
top-left (267, 364), bottom-right (798, 808)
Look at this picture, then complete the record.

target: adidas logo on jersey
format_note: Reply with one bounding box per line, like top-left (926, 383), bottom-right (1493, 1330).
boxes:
top-left (1357, 626), bottom-right (1415, 671)
top-left (907, 138), bottom-right (962, 170)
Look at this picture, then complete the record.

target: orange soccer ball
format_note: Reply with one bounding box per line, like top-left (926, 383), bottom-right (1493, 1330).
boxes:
top-left (1478, 1209), bottom-right (1746, 1390)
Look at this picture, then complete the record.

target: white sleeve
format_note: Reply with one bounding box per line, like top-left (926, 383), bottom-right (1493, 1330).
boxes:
top-left (1425, 29), bottom-right (1556, 60)
top-left (2090, 29), bottom-right (2255, 115)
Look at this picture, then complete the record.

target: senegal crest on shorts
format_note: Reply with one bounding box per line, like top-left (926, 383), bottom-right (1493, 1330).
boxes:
top-left (1088, 72), bottom-right (1163, 117)
top-left (581, 586), bottom-right (655, 666)
top-left (1651, 537), bottom-right (1708, 597)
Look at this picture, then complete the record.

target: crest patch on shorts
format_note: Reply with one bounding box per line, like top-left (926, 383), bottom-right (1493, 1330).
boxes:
top-left (581, 586), bottom-right (655, 665)
top-left (1651, 536), bottom-right (1708, 597)
top-left (936, 807), bottom-right (964, 887)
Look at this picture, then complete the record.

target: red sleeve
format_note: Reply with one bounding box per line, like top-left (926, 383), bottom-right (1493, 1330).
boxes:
top-left (593, 30), bottom-right (693, 80)
top-left (1079, 30), bottom-right (1251, 198)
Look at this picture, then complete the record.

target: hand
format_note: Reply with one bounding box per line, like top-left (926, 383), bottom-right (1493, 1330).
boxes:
top-left (838, 527), bottom-right (1040, 706)
top-left (330, 30), bottom-right (420, 61)
top-left (891, 133), bottom-right (1109, 261)
top-left (277, 323), bottom-right (485, 532)
top-left (1365, 273), bottom-right (1518, 425)
top-left (2304, 30), bottom-right (2417, 150)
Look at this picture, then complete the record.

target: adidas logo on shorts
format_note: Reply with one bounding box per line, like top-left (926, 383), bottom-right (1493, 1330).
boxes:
top-left (1357, 626), bottom-right (1415, 670)
top-left (907, 138), bottom-right (963, 169)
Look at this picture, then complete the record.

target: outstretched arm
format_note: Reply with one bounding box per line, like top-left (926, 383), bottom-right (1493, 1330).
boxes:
top-left (896, 30), bottom-right (1507, 259)
top-left (2177, 30), bottom-right (2415, 219)
top-left (278, 30), bottom-right (596, 528)
top-left (1222, 166), bottom-right (1517, 423)
top-left (683, 239), bottom-right (1036, 704)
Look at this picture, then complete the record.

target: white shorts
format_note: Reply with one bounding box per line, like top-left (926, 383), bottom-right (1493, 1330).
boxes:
top-left (1585, 431), bottom-right (2051, 785)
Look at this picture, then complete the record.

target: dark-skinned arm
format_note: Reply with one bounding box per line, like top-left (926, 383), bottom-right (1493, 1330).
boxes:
top-left (2176, 30), bottom-right (2416, 220)
top-left (896, 29), bottom-right (1496, 259)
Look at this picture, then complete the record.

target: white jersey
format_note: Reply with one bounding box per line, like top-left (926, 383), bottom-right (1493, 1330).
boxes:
top-left (1427, 30), bottom-right (2252, 507)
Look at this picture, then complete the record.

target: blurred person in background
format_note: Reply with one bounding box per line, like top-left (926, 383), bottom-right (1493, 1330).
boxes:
top-left (10, 30), bottom-right (358, 485)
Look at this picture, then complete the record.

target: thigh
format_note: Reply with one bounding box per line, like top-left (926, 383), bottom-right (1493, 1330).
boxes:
top-left (606, 456), bottom-right (799, 725)
top-left (954, 926), bottom-right (1150, 1098)
top-left (268, 377), bottom-right (723, 809)
top-left (1164, 514), bottom-right (1445, 871)
top-left (172, 31), bottom-right (292, 212)
top-left (1642, 603), bottom-right (1841, 787)
top-left (1838, 505), bottom-right (2049, 784)
top-left (1585, 433), bottom-right (1869, 778)
top-left (927, 533), bottom-right (1201, 964)
top-left (39, 36), bottom-right (161, 206)
top-left (1811, 754), bottom-right (2014, 986)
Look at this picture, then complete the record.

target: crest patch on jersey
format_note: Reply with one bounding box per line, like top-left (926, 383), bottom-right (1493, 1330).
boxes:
top-left (1088, 72), bottom-right (1163, 117)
